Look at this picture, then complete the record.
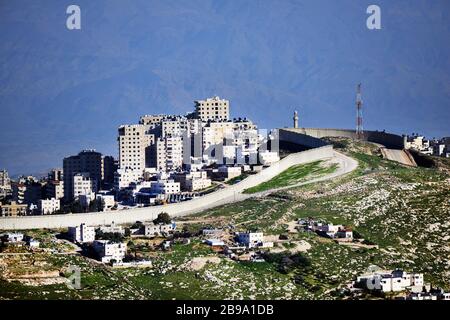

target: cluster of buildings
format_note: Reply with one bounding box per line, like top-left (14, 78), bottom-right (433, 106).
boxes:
top-left (298, 218), bottom-right (354, 241)
top-left (114, 96), bottom-right (279, 206)
top-left (352, 268), bottom-right (450, 300)
top-left (66, 220), bottom-right (177, 264)
top-left (201, 229), bottom-right (273, 262)
top-left (406, 134), bottom-right (450, 158)
top-left (0, 96), bottom-right (279, 216)
top-left (0, 163), bottom-right (117, 216)
top-left (0, 232), bottom-right (40, 248)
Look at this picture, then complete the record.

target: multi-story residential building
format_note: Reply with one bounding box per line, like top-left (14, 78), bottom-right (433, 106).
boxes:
top-left (11, 177), bottom-right (43, 205)
top-left (153, 136), bottom-right (183, 172)
top-left (202, 121), bottom-right (235, 153)
top-left (68, 223), bottom-right (95, 243)
top-left (92, 240), bottom-right (127, 263)
top-left (161, 117), bottom-right (189, 137)
top-left (118, 124), bottom-right (155, 173)
top-left (45, 180), bottom-right (64, 200)
top-left (0, 201), bottom-right (28, 217)
top-left (194, 96), bottom-right (230, 122)
top-left (0, 169), bottom-right (11, 191)
top-left (63, 150), bottom-right (103, 202)
top-left (102, 155), bottom-right (117, 188)
top-left (48, 168), bottom-right (63, 181)
top-left (73, 173), bottom-right (96, 199)
top-left (139, 114), bottom-right (168, 127)
top-left (114, 168), bottom-right (142, 189)
top-left (38, 198), bottom-right (60, 215)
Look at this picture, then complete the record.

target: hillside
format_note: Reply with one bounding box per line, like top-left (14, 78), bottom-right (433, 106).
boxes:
top-left (1, 139), bottom-right (448, 299)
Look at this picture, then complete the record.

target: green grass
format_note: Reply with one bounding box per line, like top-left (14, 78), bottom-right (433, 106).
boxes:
top-left (243, 161), bottom-right (338, 194)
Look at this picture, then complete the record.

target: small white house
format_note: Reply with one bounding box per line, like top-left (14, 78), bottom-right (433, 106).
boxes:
top-left (92, 240), bottom-right (126, 263)
top-left (2, 232), bottom-right (24, 243)
top-left (38, 198), bottom-right (60, 215)
top-left (237, 232), bottom-right (264, 248)
top-left (143, 222), bottom-right (176, 237)
top-left (27, 239), bottom-right (40, 248)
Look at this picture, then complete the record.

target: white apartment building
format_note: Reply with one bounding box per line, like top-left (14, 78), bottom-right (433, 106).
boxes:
top-left (237, 232), bottom-right (264, 248)
top-left (118, 124), bottom-right (154, 173)
top-left (68, 223), bottom-right (95, 243)
top-left (73, 173), bottom-right (96, 199)
top-left (150, 180), bottom-right (180, 195)
top-left (38, 198), bottom-right (60, 215)
top-left (114, 168), bottom-right (142, 189)
top-left (202, 121), bottom-right (235, 153)
top-left (155, 136), bottom-right (183, 172)
top-left (92, 240), bottom-right (127, 263)
top-left (0, 169), bottom-right (11, 190)
top-left (161, 117), bottom-right (189, 137)
top-left (139, 114), bottom-right (168, 126)
top-left (195, 96), bottom-right (230, 122)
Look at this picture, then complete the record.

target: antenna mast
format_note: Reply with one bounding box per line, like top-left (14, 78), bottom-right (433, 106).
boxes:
top-left (356, 83), bottom-right (363, 139)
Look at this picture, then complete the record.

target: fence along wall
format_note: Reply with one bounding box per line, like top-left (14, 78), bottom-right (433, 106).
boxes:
top-left (0, 145), bottom-right (334, 230)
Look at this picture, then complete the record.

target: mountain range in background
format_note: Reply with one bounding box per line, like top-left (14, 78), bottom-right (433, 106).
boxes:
top-left (1, 0), bottom-right (449, 176)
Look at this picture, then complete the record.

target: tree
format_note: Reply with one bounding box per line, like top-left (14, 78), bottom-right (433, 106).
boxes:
top-left (153, 212), bottom-right (171, 224)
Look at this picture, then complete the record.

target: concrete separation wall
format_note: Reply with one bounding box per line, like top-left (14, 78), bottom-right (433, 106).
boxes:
top-left (0, 145), bottom-right (334, 230)
top-left (283, 128), bottom-right (406, 150)
top-left (279, 128), bottom-right (329, 149)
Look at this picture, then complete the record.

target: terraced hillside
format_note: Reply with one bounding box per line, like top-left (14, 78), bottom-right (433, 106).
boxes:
top-left (1, 138), bottom-right (449, 299)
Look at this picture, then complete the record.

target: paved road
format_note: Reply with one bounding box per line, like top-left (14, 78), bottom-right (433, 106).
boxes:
top-left (0, 147), bottom-right (358, 230)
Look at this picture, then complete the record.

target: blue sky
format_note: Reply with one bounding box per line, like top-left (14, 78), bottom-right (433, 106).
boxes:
top-left (0, 0), bottom-right (449, 176)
